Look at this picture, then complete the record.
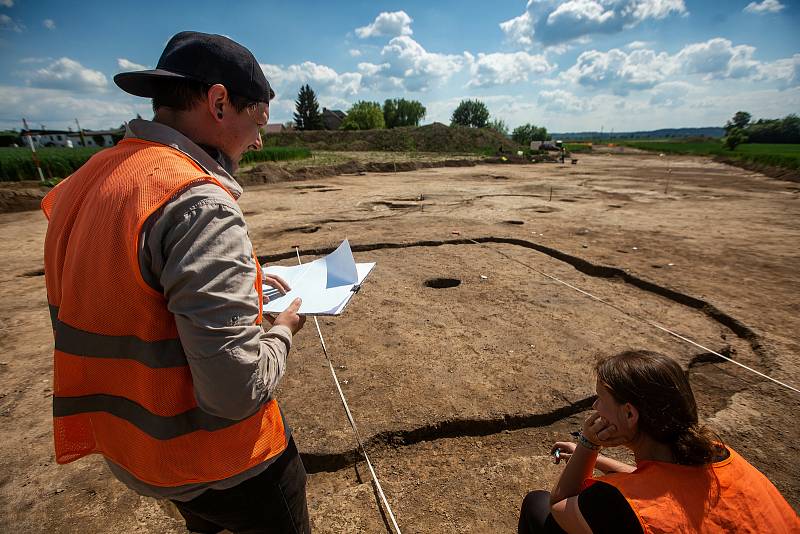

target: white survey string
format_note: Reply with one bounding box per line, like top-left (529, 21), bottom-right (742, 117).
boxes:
top-left (467, 238), bottom-right (799, 395)
top-left (292, 247), bottom-right (402, 534)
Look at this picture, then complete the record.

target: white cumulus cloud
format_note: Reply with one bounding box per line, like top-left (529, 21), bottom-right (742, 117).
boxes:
top-left (42, 19), bottom-right (56, 30)
top-left (626, 40), bottom-right (652, 49)
top-left (564, 47), bottom-right (674, 94)
top-left (561, 37), bottom-right (798, 96)
top-left (260, 61), bottom-right (362, 98)
top-left (466, 51), bottom-right (554, 87)
top-left (355, 11), bottom-right (413, 39)
top-left (500, 11), bottom-right (533, 47)
top-left (676, 38), bottom-right (759, 80)
top-left (0, 0), bottom-right (13, 7)
top-left (376, 36), bottom-right (464, 91)
top-left (756, 53), bottom-right (800, 87)
top-left (622, 0), bottom-right (687, 20)
top-left (0, 85), bottom-right (149, 130)
top-left (349, 49), bottom-right (362, 57)
top-left (648, 81), bottom-right (693, 107)
top-left (28, 57), bottom-right (108, 92)
top-left (500, 0), bottom-right (686, 47)
top-left (117, 58), bottom-right (148, 71)
top-left (538, 88), bottom-right (593, 112)
top-left (744, 0), bottom-right (785, 14)
top-left (356, 62), bottom-right (404, 92)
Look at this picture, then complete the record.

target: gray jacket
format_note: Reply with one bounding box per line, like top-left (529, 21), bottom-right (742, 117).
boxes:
top-left (105, 119), bottom-right (293, 501)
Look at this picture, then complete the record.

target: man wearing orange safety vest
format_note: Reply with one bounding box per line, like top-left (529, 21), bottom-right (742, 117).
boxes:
top-left (42, 32), bottom-right (309, 533)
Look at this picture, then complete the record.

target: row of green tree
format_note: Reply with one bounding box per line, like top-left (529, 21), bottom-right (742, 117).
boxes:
top-left (449, 99), bottom-right (550, 145)
top-left (294, 84), bottom-right (426, 130)
top-left (340, 99), bottom-right (427, 130)
top-left (724, 111), bottom-right (800, 148)
top-left (293, 85), bottom-right (550, 145)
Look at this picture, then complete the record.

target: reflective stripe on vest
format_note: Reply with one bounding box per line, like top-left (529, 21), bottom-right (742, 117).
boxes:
top-left (53, 394), bottom-right (251, 439)
top-left (49, 305), bottom-right (185, 367)
top-left (42, 138), bottom-right (286, 486)
top-left (591, 447), bottom-right (800, 533)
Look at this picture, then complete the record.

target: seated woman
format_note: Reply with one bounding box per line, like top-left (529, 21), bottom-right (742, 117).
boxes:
top-left (519, 350), bottom-right (799, 534)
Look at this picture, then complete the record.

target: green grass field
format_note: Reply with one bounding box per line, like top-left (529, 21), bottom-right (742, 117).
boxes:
top-left (735, 143), bottom-right (800, 156)
top-left (564, 143), bottom-right (593, 153)
top-left (618, 141), bottom-right (800, 171)
top-left (0, 147), bottom-right (102, 182)
top-left (239, 146), bottom-right (311, 165)
top-left (0, 146), bottom-right (312, 182)
top-left (621, 140), bottom-right (726, 155)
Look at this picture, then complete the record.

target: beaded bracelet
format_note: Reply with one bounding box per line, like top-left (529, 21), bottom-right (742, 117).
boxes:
top-left (576, 432), bottom-right (601, 451)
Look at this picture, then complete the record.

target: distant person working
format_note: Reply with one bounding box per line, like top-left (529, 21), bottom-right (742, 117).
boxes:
top-left (42, 31), bottom-right (310, 533)
top-left (518, 350), bottom-right (799, 534)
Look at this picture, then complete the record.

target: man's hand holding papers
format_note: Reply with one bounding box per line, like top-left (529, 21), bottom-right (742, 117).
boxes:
top-left (262, 240), bottom-right (375, 317)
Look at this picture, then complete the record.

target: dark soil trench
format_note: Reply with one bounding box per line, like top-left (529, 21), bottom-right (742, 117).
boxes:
top-left (259, 238), bottom-right (765, 474)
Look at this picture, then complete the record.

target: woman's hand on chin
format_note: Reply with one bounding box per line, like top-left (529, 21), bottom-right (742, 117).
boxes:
top-left (582, 411), bottom-right (628, 448)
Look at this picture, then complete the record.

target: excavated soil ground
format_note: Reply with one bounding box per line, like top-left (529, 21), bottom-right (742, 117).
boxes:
top-left (1, 153), bottom-right (799, 532)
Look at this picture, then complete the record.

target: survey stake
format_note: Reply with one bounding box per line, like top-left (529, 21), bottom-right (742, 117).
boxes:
top-left (263, 240), bottom-right (375, 316)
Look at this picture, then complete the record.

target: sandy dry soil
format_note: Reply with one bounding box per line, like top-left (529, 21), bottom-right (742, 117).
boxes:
top-left (1, 153), bottom-right (798, 532)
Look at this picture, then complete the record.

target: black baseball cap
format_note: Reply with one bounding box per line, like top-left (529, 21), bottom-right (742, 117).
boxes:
top-left (114, 31), bottom-right (274, 102)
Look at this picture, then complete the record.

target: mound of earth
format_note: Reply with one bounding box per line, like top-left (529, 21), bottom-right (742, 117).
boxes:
top-left (714, 156), bottom-right (800, 183)
top-left (0, 182), bottom-right (48, 213)
top-left (263, 123), bottom-right (518, 153)
top-left (236, 158), bottom-right (479, 186)
top-left (0, 158), bottom-right (486, 213)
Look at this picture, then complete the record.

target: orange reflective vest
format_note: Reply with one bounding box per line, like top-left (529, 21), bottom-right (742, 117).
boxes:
top-left (42, 138), bottom-right (287, 487)
top-left (590, 447), bottom-right (799, 533)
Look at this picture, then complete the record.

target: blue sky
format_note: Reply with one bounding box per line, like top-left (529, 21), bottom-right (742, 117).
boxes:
top-left (1, 0), bottom-right (798, 132)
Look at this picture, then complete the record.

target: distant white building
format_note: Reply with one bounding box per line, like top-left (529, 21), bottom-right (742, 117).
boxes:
top-left (20, 128), bottom-right (123, 148)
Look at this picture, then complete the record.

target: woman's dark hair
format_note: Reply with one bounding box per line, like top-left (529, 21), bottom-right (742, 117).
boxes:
top-left (151, 78), bottom-right (254, 113)
top-left (595, 350), bottom-right (719, 466)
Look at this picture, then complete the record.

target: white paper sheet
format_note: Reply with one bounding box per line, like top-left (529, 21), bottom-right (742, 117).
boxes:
top-left (262, 240), bottom-right (375, 316)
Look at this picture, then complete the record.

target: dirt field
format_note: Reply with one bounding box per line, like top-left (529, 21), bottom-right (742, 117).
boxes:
top-left (1, 153), bottom-right (798, 532)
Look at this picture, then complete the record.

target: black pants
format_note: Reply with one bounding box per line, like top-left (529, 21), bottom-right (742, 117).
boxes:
top-left (518, 490), bottom-right (567, 534)
top-left (172, 438), bottom-right (310, 534)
